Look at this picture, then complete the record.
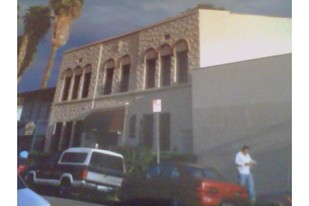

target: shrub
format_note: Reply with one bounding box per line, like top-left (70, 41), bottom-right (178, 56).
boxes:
top-left (112, 146), bottom-right (155, 177)
top-left (112, 146), bottom-right (198, 177)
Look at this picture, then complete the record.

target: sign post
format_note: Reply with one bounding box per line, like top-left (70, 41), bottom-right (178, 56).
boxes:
top-left (153, 99), bottom-right (161, 164)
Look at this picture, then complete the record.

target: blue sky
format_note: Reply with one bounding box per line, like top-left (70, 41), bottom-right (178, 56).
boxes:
top-left (17, 0), bottom-right (291, 93)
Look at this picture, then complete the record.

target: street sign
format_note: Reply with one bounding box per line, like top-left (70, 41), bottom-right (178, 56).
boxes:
top-left (152, 99), bottom-right (162, 113)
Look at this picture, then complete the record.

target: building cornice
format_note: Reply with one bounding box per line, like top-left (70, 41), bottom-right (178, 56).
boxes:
top-left (63, 10), bottom-right (198, 54)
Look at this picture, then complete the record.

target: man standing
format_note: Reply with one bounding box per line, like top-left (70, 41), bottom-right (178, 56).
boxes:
top-left (235, 145), bottom-right (257, 204)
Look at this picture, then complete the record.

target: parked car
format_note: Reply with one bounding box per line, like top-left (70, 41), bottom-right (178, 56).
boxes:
top-left (25, 147), bottom-right (126, 199)
top-left (119, 162), bottom-right (248, 206)
top-left (18, 175), bottom-right (50, 206)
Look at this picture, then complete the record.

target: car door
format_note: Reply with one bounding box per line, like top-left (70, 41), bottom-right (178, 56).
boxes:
top-left (141, 164), bottom-right (166, 199)
top-left (36, 153), bottom-right (61, 182)
top-left (168, 164), bottom-right (203, 205)
top-left (161, 165), bottom-right (181, 201)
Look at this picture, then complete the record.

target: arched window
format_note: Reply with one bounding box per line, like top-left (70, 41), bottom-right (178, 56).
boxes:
top-left (145, 49), bottom-right (157, 89)
top-left (175, 40), bottom-right (189, 84)
top-left (81, 64), bottom-right (92, 98)
top-left (61, 69), bottom-right (73, 101)
top-left (71, 67), bottom-right (82, 100)
top-left (119, 55), bottom-right (131, 92)
top-left (104, 59), bottom-right (115, 95)
top-left (159, 44), bottom-right (172, 87)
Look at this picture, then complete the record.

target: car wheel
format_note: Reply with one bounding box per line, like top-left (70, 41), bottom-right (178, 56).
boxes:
top-left (59, 179), bottom-right (72, 198)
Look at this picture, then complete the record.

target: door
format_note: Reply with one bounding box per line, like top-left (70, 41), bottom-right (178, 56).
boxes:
top-left (142, 114), bottom-right (154, 148)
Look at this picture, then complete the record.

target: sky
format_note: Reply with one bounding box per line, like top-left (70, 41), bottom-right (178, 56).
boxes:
top-left (17, 0), bottom-right (292, 93)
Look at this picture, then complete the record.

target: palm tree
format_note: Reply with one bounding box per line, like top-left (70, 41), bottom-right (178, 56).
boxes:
top-left (18, 6), bottom-right (51, 82)
top-left (40, 0), bottom-right (84, 89)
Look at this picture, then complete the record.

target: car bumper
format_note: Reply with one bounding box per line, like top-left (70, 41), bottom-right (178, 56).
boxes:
top-left (200, 196), bottom-right (248, 206)
top-left (72, 180), bottom-right (117, 192)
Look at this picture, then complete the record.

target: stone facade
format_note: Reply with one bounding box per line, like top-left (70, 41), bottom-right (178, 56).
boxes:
top-left (46, 10), bottom-right (200, 152)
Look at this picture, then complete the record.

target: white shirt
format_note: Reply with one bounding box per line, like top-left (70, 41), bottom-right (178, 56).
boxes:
top-left (235, 151), bottom-right (254, 175)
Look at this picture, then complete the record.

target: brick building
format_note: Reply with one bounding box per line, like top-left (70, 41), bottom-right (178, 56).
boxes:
top-left (45, 8), bottom-right (291, 161)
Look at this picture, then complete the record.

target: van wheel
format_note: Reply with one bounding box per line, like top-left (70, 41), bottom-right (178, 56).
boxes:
top-left (59, 179), bottom-right (72, 198)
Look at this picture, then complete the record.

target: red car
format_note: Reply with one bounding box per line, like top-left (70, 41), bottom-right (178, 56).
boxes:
top-left (119, 162), bottom-right (248, 206)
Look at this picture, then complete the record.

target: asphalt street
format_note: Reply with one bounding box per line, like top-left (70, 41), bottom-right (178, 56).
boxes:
top-left (44, 196), bottom-right (105, 206)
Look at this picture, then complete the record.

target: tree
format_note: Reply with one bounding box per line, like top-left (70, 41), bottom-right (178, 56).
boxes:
top-left (40, 0), bottom-right (84, 89)
top-left (18, 6), bottom-right (51, 82)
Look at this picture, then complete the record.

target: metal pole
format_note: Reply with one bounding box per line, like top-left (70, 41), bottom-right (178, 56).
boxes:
top-left (156, 112), bottom-right (160, 164)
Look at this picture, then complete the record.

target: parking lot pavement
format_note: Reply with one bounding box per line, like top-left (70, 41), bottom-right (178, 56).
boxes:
top-left (43, 196), bottom-right (106, 206)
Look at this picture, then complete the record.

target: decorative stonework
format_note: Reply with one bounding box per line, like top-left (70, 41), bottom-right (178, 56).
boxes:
top-left (49, 11), bottom-right (200, 147)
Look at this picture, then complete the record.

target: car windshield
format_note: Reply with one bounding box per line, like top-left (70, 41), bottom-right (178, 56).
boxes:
top-left (185, 166), bottom-right (225, 181)
top-left (203, 168), bottom-right (226, 181)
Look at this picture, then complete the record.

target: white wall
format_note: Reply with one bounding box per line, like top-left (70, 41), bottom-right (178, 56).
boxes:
top-left (199, 10), bottom-right (291, 67)
top-left (192, 54), bottom-right (291, 194)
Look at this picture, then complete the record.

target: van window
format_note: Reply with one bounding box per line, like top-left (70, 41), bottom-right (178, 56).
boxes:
top-left (60, 152), bottom-right (88, 163)
top-left (90, 152), bottom-right (123, 171)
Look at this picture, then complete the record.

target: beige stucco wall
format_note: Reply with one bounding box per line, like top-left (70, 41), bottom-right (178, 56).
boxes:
top-left (198, 10), bottom-right (291, 67)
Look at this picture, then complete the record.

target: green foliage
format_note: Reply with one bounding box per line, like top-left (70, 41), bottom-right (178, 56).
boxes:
top-left (112, 146), bottom-right (155, 177)
top-left (50, 0), bottom-right (84, 18)
top-left (40, 0), bottom-right (84, 88)
top-left (159, 151), bottom-right (198, 164)
top-left (18, 36), bottom-right (38, 77)
top-left (112, 146), bottom-right (198, 177)
top-left (23, 6), bottom-right (51, 35)
top-left (18, 6), bottom-right (51, 78)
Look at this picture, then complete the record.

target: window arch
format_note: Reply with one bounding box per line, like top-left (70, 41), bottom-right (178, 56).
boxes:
top-left (61, 69), bottom-right (73, 101)
top-left (159, 44), bottom-right (172, 87)
top-left (71, 66), bottom-right (82, 100)
top-left (175, 40), bottom-right (189, 84)
top-left (145, 48), bottom-right (157, 89)
top-left (81, 64), bottom-right (92, 98)
top-left (119, 55), bottom-right (131, 92)
top-left (103, 59), bottom-right (115, 95)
